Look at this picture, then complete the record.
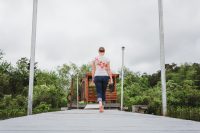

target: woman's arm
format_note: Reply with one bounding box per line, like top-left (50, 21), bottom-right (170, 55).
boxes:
top-left (92, 61), bottom-right (96, 82)
top-left (107, 62), bottom-right (113, 83)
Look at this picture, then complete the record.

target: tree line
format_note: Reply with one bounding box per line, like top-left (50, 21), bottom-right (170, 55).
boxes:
top-left (1, 49), bottom-right (200, 121)
top-left (0, 50), bottom-right (89, 119)
top-left (120, 63), bottom-right (200, 121)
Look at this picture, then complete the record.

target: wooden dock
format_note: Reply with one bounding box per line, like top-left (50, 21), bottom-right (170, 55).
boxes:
top-left (0, 110), bottom-right (200, 133)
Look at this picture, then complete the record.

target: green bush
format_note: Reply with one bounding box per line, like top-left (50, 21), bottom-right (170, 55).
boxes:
top-left (168, 106), bottom-right (200, 121)
top-left (0, 95), bottom-right (26, 119)
top-left (33, 85), bottom-right (67, 108)
top-left (33, 102), bottom-right (51, 114)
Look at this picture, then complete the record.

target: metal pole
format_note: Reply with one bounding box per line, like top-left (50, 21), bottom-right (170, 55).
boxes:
top-left (77, 73), bottom-right (79, 109)
top-left (121, 46), bottom-right (125, 111)
top-left (28, 0), bottom-right (38, 115)
top-left (158, 0), bottom-right (167, 116)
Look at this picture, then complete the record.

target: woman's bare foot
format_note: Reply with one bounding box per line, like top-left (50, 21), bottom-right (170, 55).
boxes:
top-left (99, 105), bottom-right (104, 113)
top-left (99, 101), bottom-right (104, 113)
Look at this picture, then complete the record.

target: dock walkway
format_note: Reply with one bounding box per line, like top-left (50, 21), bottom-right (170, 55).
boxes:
top-left (0, 110), bottom-right (200, 133)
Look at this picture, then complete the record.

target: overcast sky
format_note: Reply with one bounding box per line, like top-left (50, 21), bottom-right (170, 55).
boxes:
top-left (0, 0), bottom-right (200, 74)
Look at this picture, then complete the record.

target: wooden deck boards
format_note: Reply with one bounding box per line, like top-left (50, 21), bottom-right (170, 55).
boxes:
top-left (0, 110), bottom-right (200, 133)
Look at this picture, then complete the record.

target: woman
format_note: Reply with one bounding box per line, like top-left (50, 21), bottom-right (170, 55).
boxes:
top-left (92, 47), bottom-right (113, 112)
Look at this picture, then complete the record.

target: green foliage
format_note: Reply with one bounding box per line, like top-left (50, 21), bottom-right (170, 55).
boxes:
top-left (0, 49), bottom-right (4, 60)
top-left (36, 70), bottom-right (62, 87)
top-left (0, 51), bottom-right (80, 119)
top-left (0, 57), bottom-right (30, 96)
top-left (33, 102), bottom-right (51, 114)
top-left (57, 63), bottom-right (83, 90)
top-left (1, 49), bottom-right (200, 121)
top-left (168, 106), bottom-right (200, 121)
top-left (0, 57), bottom-right (91, 119)
top-left (0, 95), bottom-right (27, 119)
top-left (118, 63), bottom-right (200, 120)
top-left (33, 84), bottom-right (67, 108)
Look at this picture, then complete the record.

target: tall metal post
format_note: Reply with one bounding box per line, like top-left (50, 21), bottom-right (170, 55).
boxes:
top-left (158, 0), bottom-right (167, 116)
top-left (121, 46), bottom-right (125, 111)
top-left (77, 73), bottom-right (79, 109)
top-left (28, 0), bottom-right (38, 115)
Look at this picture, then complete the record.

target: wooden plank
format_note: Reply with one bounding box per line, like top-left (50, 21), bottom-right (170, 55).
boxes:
top-left (84, 104), bottom-right (99, 109)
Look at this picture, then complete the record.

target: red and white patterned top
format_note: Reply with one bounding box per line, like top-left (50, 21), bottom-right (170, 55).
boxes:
top-left (93, 55), bottom-right (110, 76)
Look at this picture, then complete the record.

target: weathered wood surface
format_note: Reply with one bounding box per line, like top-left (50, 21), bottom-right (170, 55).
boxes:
top-left (84, 104), bottom-right (120, 109)
top-left (0, 110), bottom-right (200, 133)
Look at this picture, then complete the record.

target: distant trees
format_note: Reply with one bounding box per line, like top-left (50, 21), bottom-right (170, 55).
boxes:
top-left (119, 63), bottom-right (200, 121)
top-left (0, 50), bottom-right (91, 119)
top-left (1, 49), bottom-right (200, 121)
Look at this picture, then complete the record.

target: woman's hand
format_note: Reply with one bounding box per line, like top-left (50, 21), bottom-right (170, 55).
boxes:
top-left (92, 77), bottom-right (95, 83)
top-left (110, 78), bottom-right (113, 84)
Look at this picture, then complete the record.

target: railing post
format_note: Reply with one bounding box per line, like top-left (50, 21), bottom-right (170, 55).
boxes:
top-left (121, 46), bottom-right (125, 111)
top-left (28, 0), bottom-right (38, 115)
top-left (77, 73), bottom-right (79, 109)
top-left (158, 0), bottom-right (167, 116)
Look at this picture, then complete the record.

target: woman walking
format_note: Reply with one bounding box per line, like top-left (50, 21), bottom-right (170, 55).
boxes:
top-left (92, 47), bottom-right (113, 112)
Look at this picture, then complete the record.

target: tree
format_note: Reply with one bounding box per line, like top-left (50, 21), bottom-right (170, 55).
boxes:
top-left (8, 58), bottom-right (30, 96)
top-left (0, 49), bottom-right (3, 60)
